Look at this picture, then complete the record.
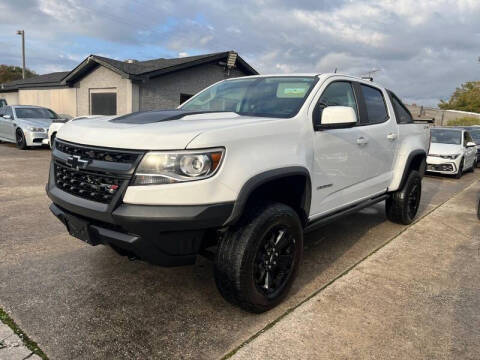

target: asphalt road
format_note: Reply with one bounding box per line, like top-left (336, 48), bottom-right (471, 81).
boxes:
top-left (0, 142), bottom-right (478, 360)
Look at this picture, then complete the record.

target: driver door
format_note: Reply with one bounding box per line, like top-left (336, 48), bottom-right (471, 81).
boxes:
top-left (310, 80), bottom-right (371, 217)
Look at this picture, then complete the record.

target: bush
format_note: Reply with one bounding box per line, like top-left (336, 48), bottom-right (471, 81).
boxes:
top-left (447, 117), bottom-right (480, 126)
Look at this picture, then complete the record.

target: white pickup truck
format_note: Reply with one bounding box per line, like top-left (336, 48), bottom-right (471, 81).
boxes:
top-left (47, 74), bottom-right (430, 312)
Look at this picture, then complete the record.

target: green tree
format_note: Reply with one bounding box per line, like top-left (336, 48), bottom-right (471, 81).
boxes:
top-left (0, 65), bottom-right (36, 83)
top-left (439, 81), bottom-right (480, 113)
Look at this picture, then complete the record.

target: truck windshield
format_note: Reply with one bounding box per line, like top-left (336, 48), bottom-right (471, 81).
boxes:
top-left (430, 129), bottom-right (462, 145)
top-left (180, 77), bottom-right (317, 118)
top-left (15, 107), bottom-right (59, 119)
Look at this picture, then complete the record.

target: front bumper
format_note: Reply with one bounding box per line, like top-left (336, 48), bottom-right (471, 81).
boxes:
top-left (426, 155), bottom-right (459, 174)
top-left (47, 158), bottom-right (234, 266)
top-left (25, 130), bottom-right (47, 146)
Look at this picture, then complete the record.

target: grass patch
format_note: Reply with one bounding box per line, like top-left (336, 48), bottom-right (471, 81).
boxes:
top-left (0, 307), bottom-right (48, 359)
top-left (447, 117), bottom-right (480, 126)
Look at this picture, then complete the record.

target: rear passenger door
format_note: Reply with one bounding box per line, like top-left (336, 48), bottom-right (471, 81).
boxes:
top-left (354, 83), bottom-right (398, 196)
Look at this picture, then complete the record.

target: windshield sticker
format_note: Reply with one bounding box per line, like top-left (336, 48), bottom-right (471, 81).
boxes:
top-left (277, 83), bottom-right (309, 98)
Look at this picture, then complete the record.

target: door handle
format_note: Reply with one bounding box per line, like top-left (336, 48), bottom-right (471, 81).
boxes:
top-left (387, 133), bottom-right (397, 141)
top-left (356, 136), bottom-right (368, 145)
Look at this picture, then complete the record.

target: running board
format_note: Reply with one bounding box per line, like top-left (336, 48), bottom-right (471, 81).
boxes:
top-left (304, 194), bottom-right (389, 233)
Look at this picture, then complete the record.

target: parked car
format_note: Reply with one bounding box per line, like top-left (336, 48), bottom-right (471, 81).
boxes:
top-left (0, 99), bottom-right (7, 107)
top-left (0, 105), bottom-right (62, 149)
top-left (427, 128), bottom-right (477, 178)
top-left (47, 73), bottom-right (430, 312)
top-left (458, 126), bottom-right (480, 166)
top-left (44, 115), bottom-right (107, 149)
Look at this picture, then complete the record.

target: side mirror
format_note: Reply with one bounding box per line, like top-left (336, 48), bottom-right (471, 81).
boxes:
top-left (320, 106), bottom-right (357, 128)
top-left (3, 114), bottom-right (11, 120)
top-left (466, 141), bottom-right (476, 147)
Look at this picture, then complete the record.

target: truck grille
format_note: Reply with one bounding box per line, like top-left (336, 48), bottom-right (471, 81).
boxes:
top-left (54, 163), bottom-right (122, 203)
top-left (55, 140), bottom-right (139, 164)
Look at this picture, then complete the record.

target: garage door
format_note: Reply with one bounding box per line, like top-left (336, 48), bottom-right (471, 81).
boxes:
top-left (91, 93), bottom-right (117, 115)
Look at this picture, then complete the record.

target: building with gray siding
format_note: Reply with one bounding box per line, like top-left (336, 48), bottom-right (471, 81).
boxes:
top-left (0, 51), bottom-right (257, 118)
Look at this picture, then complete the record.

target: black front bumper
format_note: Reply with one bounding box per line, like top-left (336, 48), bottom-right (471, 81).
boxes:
top-left (47, 151), bottom-right (233, 266)
top-left (48, 200), bottom-right (233, 266)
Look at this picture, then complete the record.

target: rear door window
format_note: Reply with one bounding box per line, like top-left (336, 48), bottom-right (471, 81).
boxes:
top-left (360, 84), bottom-right (388, 124)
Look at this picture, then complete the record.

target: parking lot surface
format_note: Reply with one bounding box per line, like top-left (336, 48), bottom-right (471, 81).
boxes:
top-left (0, 143), bottom-right (479, 359)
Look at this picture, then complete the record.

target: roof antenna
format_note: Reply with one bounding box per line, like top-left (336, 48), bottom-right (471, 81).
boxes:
top-left (334, 67), bottom-right (337, 73)
top-left (361, 68), bottom-right (380, 82)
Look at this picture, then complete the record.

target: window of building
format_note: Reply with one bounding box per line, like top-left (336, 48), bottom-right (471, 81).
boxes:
top-left (91, 93), bottom-right (117, 115)
top-left (180, 93), bottom-right (193, 105)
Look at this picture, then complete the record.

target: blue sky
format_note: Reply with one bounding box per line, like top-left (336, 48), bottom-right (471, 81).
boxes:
top-left (0, 0), bottom-right (479, 107)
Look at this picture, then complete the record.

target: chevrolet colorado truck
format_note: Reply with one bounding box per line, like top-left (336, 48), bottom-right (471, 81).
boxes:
top-left (47, 74), bottom-right (430, 312)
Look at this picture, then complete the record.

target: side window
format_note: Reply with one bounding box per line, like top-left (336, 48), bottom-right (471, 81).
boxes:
top-left (390, 93), bottom-right (413, 124)
top-left (319, 81), bottom-right (358, 113)
top-left (464, 132), bottom-right (473, 146)
top-left (360, 84), bottom-right (388, 124)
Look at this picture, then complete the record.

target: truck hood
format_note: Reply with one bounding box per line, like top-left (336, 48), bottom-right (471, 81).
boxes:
top-left (17, 118), bottom-right (52, 128)
top-left (57, 111), bottom-right (276, 150)
top-left (428, 143), bottom-right (463, 156)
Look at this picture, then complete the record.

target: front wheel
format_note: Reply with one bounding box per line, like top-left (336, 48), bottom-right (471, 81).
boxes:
top-left (15, 128), bottom-right (28, 150)
top-left (214, 202), bottom-right (303, 313)
top-left (455, 159), bottom-right (464, 179)
top-left (386, 170), bottom-right (422, 225)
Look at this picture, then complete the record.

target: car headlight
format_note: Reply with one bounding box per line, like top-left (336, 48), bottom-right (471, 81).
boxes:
top-left (28, 127), bottom-right (45, 132)
top-left (429, 153), bottom-right (460, 160)
top-left (133, 148), bottom-right (224, 185)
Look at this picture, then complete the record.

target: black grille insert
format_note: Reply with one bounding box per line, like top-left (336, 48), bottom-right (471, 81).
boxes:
top-left (55, 140), bottom-right (139, 164)
top-left (54, 163), bottom-right (122, 203)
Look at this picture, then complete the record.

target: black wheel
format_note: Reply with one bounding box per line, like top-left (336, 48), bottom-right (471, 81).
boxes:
top-left (455, 159), bottom-right (464, 179)
top-left (15, 128), bottom-right (27, 150)
top-left (50, 132), bottom-right (56, 149)
top-left (386, 170), bottom-right (422, 225)
top-left (214, 202), bottom-right (303, 313)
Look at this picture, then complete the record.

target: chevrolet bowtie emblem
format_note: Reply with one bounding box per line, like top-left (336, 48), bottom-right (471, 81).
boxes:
top-left (66, 155), bottom-right (89, 170)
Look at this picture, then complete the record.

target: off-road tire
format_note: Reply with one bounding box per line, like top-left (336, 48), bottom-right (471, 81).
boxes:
top-left (214, 202), bottom-right (303, 313)
top-left (15, 128), bottom-right (27, 150)
top-left (386, 170), bottom-right (422, 225)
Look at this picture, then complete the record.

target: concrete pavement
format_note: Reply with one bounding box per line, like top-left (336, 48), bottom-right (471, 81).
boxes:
top-left (0, 142), bottom-right (479, 359)
top-left (231, 180), bottom-right (480, 359)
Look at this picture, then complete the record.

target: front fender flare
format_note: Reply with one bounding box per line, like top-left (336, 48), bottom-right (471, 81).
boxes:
top-left (224, 166), bottom-right (311, 226)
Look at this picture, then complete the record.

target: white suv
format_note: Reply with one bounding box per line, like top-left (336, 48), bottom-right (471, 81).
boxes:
top-left (47, 74), bottom-right (430, 312)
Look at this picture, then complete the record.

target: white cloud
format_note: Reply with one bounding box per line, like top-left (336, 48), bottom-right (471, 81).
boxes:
top-left (0, 0), bottom-right (479, 106)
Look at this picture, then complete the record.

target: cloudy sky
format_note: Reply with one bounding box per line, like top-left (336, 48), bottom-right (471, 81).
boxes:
top-left (0, 0), bottom-right (479, 106)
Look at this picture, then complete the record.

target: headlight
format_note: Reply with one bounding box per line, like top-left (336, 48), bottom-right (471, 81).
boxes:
top-left (429, 153), bottom-right (460, 160)
top-left (28, 127), bottom-right (45, 132)
top-left (133, 148), bottom-right (224, 185)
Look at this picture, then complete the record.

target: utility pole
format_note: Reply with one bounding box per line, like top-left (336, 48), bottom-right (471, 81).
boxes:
top-left (16, 30), bottom-right (25, 79)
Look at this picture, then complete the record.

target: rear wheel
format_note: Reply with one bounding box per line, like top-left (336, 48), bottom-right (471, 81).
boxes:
top-left (386, 170), bottom-right (422, 225)
top-left (214, 202), bottom-right (303, 313)
top-left (15, 128), bottom-right (27, 150)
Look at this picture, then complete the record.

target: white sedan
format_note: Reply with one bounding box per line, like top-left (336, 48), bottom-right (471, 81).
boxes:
top-left (427, 127), bottom-right (477, 178)
top-left (45, 115), bottom-right (107, 149)
top-left (0, 105), bottom-right (62, 149)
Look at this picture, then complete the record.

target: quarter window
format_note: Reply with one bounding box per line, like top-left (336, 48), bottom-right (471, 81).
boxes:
top-left (361, 85), bottom-right (388, 124)
top-left (390, 93), bottom-right (413, 124)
